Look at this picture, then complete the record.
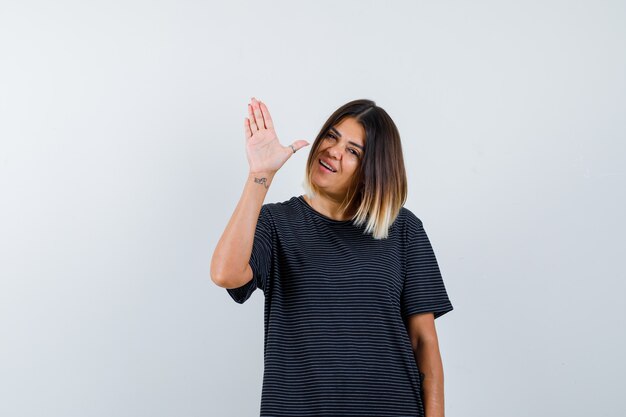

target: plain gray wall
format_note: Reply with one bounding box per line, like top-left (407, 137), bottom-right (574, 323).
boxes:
top-left (1, 1), bottom-right (624, 416)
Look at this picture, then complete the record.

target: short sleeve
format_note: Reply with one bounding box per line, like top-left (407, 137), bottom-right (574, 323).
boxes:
top-left (226, 204), bottom-right (274, 304)
top-left (401, 212), bottom-right (453, 320)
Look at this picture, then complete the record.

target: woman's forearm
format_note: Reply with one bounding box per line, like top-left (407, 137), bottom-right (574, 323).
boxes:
top-left (210, 171), bottom-right (275, 288)
top-left (415, 338), bottom-right (446, 417)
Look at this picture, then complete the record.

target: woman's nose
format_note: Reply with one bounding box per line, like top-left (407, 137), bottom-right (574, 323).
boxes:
top-left (327, 144), bottom-right (342, 159)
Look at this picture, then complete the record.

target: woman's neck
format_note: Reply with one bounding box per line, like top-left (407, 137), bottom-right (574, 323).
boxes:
top-left (303, 194), bottom-right (353, 221)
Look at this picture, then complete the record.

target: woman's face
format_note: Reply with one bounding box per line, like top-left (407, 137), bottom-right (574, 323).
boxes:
top-left (311, 117), bottom-right (366, 199)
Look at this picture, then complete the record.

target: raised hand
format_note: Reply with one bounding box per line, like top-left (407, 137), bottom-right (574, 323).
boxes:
top-left (244, 97), bottom-right (310, 175)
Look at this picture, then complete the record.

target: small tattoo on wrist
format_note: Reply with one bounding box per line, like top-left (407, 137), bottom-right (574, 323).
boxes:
top-left (254, 176), bottom-right (268, 189)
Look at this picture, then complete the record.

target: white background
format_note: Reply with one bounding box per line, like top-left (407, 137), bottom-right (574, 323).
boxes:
top-left (1, 1), bottom-right (625, 416)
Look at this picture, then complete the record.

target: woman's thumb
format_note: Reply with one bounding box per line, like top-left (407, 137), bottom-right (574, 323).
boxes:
top-left (290, 140), bottom-right (311, 153)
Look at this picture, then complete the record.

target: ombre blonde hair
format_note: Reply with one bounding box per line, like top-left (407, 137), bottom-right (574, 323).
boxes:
top-left (302, 99), bottom-right (407, 239)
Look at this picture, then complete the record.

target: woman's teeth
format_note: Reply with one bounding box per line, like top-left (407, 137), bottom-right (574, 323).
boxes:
top-left (319, 159), bottom-right (336, 172)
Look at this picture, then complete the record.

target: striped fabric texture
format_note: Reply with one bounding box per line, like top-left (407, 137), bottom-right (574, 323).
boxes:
top-left (227, 195), bottom-right (453, 417)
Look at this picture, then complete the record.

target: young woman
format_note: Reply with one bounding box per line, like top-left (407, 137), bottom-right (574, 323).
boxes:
top-left (211, 97), bottom-right (454, 417)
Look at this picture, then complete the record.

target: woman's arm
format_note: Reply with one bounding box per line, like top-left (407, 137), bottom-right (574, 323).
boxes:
top-left (407, 312), bottom-right (446, 417)
top-left (210, 97), bottom-right (309, 288)
top-left (211, 170), bottom-right (275, 288)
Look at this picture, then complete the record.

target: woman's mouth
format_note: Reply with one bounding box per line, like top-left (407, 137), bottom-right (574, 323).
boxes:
top-left (319, 159), bottom-right (336, 173)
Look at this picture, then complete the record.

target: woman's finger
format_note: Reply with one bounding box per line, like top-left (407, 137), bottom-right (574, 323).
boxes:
top-left (290, 140), bottom-right (311, 152)
top-left (259, 101), bottom-right (274, 130)
top-left (247, 103), bottom-right (258, 131)
top-left (252, 99), bottom-right (266, 129)
top-left (244, 117), bottom-right (252, 139)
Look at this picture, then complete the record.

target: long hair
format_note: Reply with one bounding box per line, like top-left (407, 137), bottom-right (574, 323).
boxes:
top-left (302, 99), bottom-right (407, 239)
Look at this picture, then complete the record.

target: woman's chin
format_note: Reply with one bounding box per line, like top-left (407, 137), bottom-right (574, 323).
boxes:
top-left (311, 175), bottom-right (331, 188)
top-left (311, 180), bottom-right (345, 196)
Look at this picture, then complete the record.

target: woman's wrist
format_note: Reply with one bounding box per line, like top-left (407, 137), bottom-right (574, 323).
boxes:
top-left (248, 171), bottom-right (276, 190)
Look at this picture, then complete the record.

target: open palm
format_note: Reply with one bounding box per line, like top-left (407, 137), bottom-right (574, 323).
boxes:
top-left (245, 97), bottom-right (309, 175)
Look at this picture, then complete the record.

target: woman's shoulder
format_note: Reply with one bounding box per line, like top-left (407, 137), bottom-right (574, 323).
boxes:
top-left (261, 196), bottom-right (300, 212)
top-left (259, 196), bottom-right (302, 222)
top-left (397, 206), bottom-right (424, 230)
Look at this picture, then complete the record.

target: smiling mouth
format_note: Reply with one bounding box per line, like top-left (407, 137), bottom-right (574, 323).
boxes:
top-left (319, 159), bottom-right (336, 173)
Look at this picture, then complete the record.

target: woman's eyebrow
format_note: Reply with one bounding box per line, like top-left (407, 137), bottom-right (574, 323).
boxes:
top-left (330, 126), bottom-right (364, 150)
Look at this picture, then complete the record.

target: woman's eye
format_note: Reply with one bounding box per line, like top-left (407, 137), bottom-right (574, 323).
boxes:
top-left (325, 133), bottom-right (359, 157)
